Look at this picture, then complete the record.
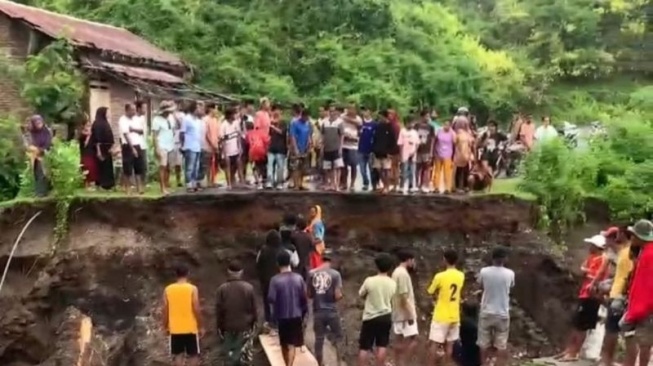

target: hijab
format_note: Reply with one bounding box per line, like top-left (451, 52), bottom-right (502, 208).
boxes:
top-left (30, 115), bottom-right (52, 151)
top-left (91, 107), bottom-right (114, 144)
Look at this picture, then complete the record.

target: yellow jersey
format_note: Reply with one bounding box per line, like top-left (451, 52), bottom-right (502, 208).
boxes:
top-left (609, 244), bottom-right (634, 298)
top-left (427, 268), bottom-right (465, 324)
top-left (165, 282), bottom-right (199, 335)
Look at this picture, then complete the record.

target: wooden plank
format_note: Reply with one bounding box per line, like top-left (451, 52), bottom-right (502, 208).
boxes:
top-left (259, 333), bottom-right (318, 366)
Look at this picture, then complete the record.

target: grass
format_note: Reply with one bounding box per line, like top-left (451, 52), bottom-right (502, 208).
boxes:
top-left (0, 177), bottom-right (535, 209)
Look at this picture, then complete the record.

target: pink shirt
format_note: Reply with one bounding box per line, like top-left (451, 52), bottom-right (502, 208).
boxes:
top-left (254, 110), bottom-right (271, 135)
top-left (397, 128), bottom-right (420, 162)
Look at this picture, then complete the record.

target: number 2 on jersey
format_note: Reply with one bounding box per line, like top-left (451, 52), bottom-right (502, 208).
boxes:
top-left (449, 284), bottom-right (458, 302)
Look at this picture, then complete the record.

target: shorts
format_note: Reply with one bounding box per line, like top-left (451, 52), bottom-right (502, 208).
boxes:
top-left (323, 150), bottom-right (344, 170)
top-left (121, 144), bottom-right (145, 176)
top-left (429, 321), bottom-right (460, 343)
top-left (169, 333), bottom-right (200, 356)
top-left (359, 314), bottom-right (392, 351)
top-left (170, 148), bottom-right (183, 166)
top-left (572, 298), bottom-right (602, 331)
top-left (278, 317), bottom-right (304, 347)
top-left (634, 316), bottom-right (653, 345)
top-left (416, 153), bottom-right (433, 164)
top-left (606, 304), bottom-right (624, 334)
top-left (290, 155), bottom-right (309, 172)
top-left (393, 320), bottom-right (419, 337)
top-left (477, 314), bottom-right (510, 350)
top-left (156, 149), bottom-right (178, 167)
top-left (373, 157), bottom-right (392, 170)
top-left (342, 148), bottom-right (358, 167)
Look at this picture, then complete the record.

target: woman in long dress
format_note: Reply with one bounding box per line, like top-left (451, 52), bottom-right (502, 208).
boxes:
top-left (91, 107), bottom-right (115, 190)
top-left (28, 115), bottom-right (53, 197)
top-left (453, 120), bottom-right (475, 192)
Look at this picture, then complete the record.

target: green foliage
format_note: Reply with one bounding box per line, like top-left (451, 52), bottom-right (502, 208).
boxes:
top-left (0, 117), bottom-right (27, 201)
top-left (519, 139), bottom-right (598, 240)
top-left (520, 110), bottom-right (653, 233)
top-left (20, 40), bottom-right (85, 124)
top-left (43, 140), bottom-right (83, 245)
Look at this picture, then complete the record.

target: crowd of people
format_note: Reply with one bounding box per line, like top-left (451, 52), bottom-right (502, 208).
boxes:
top-left (161, 205), bottom-right (517, 366)
top-left (21, 98), bottom-right (562, 197)
top-left (556, 220), bottom-right (653, 366)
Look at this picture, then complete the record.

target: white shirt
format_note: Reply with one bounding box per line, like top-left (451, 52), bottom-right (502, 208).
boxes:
top-left (118, 115), bottom-right (145, 147)
top-left (535, 125), bottom-right (558, 142)
top-left (135, 115), bottom-right (148, 148)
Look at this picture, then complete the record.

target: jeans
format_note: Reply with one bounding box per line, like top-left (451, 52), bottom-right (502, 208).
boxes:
top-left (266, 153), bottom-right (286, 187)
top-left (358, 152), bottom-right (372, 187)
top-left (313, 311), bottom-right (343, 366)
top-left (400, 158), bottom-right (416, 189)
top-left (184, 150), bottom-right (201, 188)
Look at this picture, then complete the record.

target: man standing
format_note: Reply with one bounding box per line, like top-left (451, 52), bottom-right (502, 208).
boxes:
top-left (151, 101), bottom-right (176, 194)
top-left (268, 251), bottom-right (309, 366)
top-left (391, 251), bottom-right (418, 366)
top-left (341, 102), bottom-right (362, 191)
top-left (477, 247), bottom-right (515, 366)
top-left (292, 216), bottom-right (314, 281)
top-left (180, 101), bottom-right (204, 192)
top-left (321, 106), bottom-right (344, 191)
top-left (289, 109), bottom-right (312, 191)
top-left (357, 107), bottom-right (376, 191)
top-left (371, 110), bottom-right (396, 193)
top-left (220, 108), bottom-right (243, 189)
top-left (267, 105), bottom-right (288, 189)
top-left (308, 255), bottom-right (344, 366)
top-left (216, 260), bottom-right (257, 366)
top-left (620, 220), bottom-right (653, 366)
top-left (204, 103), bottom-right (221, 187)
top-left (427, 249), bottom-right (465, 365)
top-left (357, 253), bottom-right (397, 366)
top-left (415, 110), bottom-right (435, 193)
top-left (135, 101), bottom-right (148, 185)
top-left (118, 103), bottom-right (146, 194)
top-left (163, 264), bottom-right (203, 366)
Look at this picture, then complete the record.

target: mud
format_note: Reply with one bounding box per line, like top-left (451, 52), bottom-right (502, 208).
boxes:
top-left (0, 192), bottom-right (582, 365)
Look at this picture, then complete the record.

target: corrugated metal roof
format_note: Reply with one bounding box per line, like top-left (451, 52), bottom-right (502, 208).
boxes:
top-left (83, 59), bottom-right (185, 84)
top-left (0, 0), bottom-right (184, 67)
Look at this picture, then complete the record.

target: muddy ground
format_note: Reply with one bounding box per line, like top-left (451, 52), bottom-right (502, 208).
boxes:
top-left (0, 192), bottom-right (585, 365)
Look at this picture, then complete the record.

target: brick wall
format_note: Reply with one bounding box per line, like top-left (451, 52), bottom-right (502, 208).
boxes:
top-left (0, 14), bottom-right (31, 119)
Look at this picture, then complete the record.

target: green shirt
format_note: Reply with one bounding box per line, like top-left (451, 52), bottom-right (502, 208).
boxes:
top-left (359, 275), bottom-right (397, 321)
top-left (391, 265), bottom-right (416, 322)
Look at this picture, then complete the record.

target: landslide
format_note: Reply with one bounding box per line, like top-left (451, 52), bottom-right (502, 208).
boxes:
top-left (0, 193), bottom-right (579, 365)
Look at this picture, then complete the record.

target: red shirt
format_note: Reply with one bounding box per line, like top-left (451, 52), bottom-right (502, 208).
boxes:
top-left (578, 253), bottom-right (607, 299)
top-left (246, 129), bottom-right (269, 162)
top-left (625, 244), bottom-right (653, 323)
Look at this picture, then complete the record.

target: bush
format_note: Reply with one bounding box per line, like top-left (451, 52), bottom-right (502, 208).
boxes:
top-left (43, 140), bottom-right (83, 198)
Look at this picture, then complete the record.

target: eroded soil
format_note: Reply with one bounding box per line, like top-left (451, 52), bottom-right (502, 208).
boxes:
top-left (0, 192), bottom-right (581, 365)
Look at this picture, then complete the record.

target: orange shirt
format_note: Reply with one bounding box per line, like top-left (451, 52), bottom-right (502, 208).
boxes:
top-left (254, 110), bottom-right (271, 136)
top-left (578, 253), bottom-right (607, 299)
top-left (205, 115), bottom-right (220, 150)
top-left (519, 122), bottom-right (535, 149)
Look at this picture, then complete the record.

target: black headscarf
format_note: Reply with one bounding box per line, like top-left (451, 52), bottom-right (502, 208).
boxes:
top-left (91, 107), bottom-right (114, 153)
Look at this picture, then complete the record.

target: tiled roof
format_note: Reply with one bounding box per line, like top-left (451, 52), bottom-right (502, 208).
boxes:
top-left (0, 0), bottom-right (184, 67)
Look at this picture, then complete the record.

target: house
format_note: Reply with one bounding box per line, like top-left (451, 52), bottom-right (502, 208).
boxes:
top-left (0, 0), bottom-right (232, 137)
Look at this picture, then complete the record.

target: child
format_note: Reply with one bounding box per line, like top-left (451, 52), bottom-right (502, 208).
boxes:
top-left (246, 123), bottom-right (269, 189)
top-left (468, 160), bottom-right (493, 193)
top-left (397, 121), bottom-right (420, 194)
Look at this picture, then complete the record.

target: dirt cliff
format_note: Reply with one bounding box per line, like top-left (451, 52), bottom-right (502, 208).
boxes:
top-left (0, 192), bottom-right (579, 365)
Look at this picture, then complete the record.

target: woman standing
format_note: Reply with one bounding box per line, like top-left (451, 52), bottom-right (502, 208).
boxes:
top-left (453, 120), bottom-right (475, 192)
top-left (91, 107), bottom-right (116, 190)
top-left (432, 120), bottom-right (456, 193)
top-left (79, 120), bottom-right (98, 190)
top-left (28, 115), bottom-right (52, 197)
top-left (306, 205), bottom-right (326, 269)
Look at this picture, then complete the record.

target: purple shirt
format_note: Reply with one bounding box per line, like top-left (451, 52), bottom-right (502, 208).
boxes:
top-left (268, 271), bottom-right (308, 321)
top-left (435, 129), bottom-right (455, 159)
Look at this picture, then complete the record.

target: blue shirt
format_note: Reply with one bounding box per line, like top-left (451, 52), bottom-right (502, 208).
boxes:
top-left (268, 271), bottom-right (308, 321)
top-left (151, 115), bottom-right (175, 152)
top-left (358, 120), bottom-right (377, 154)
top-left (182, 114), bottom-right (202, 152)
top-left (289, 119), bottom-right (312, 154)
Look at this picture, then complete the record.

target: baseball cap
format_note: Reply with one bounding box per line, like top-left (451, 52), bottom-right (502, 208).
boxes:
top-left (628, 220), bottom-right (653, 241)
top-left (584, 234), bottom-right (606, 249)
